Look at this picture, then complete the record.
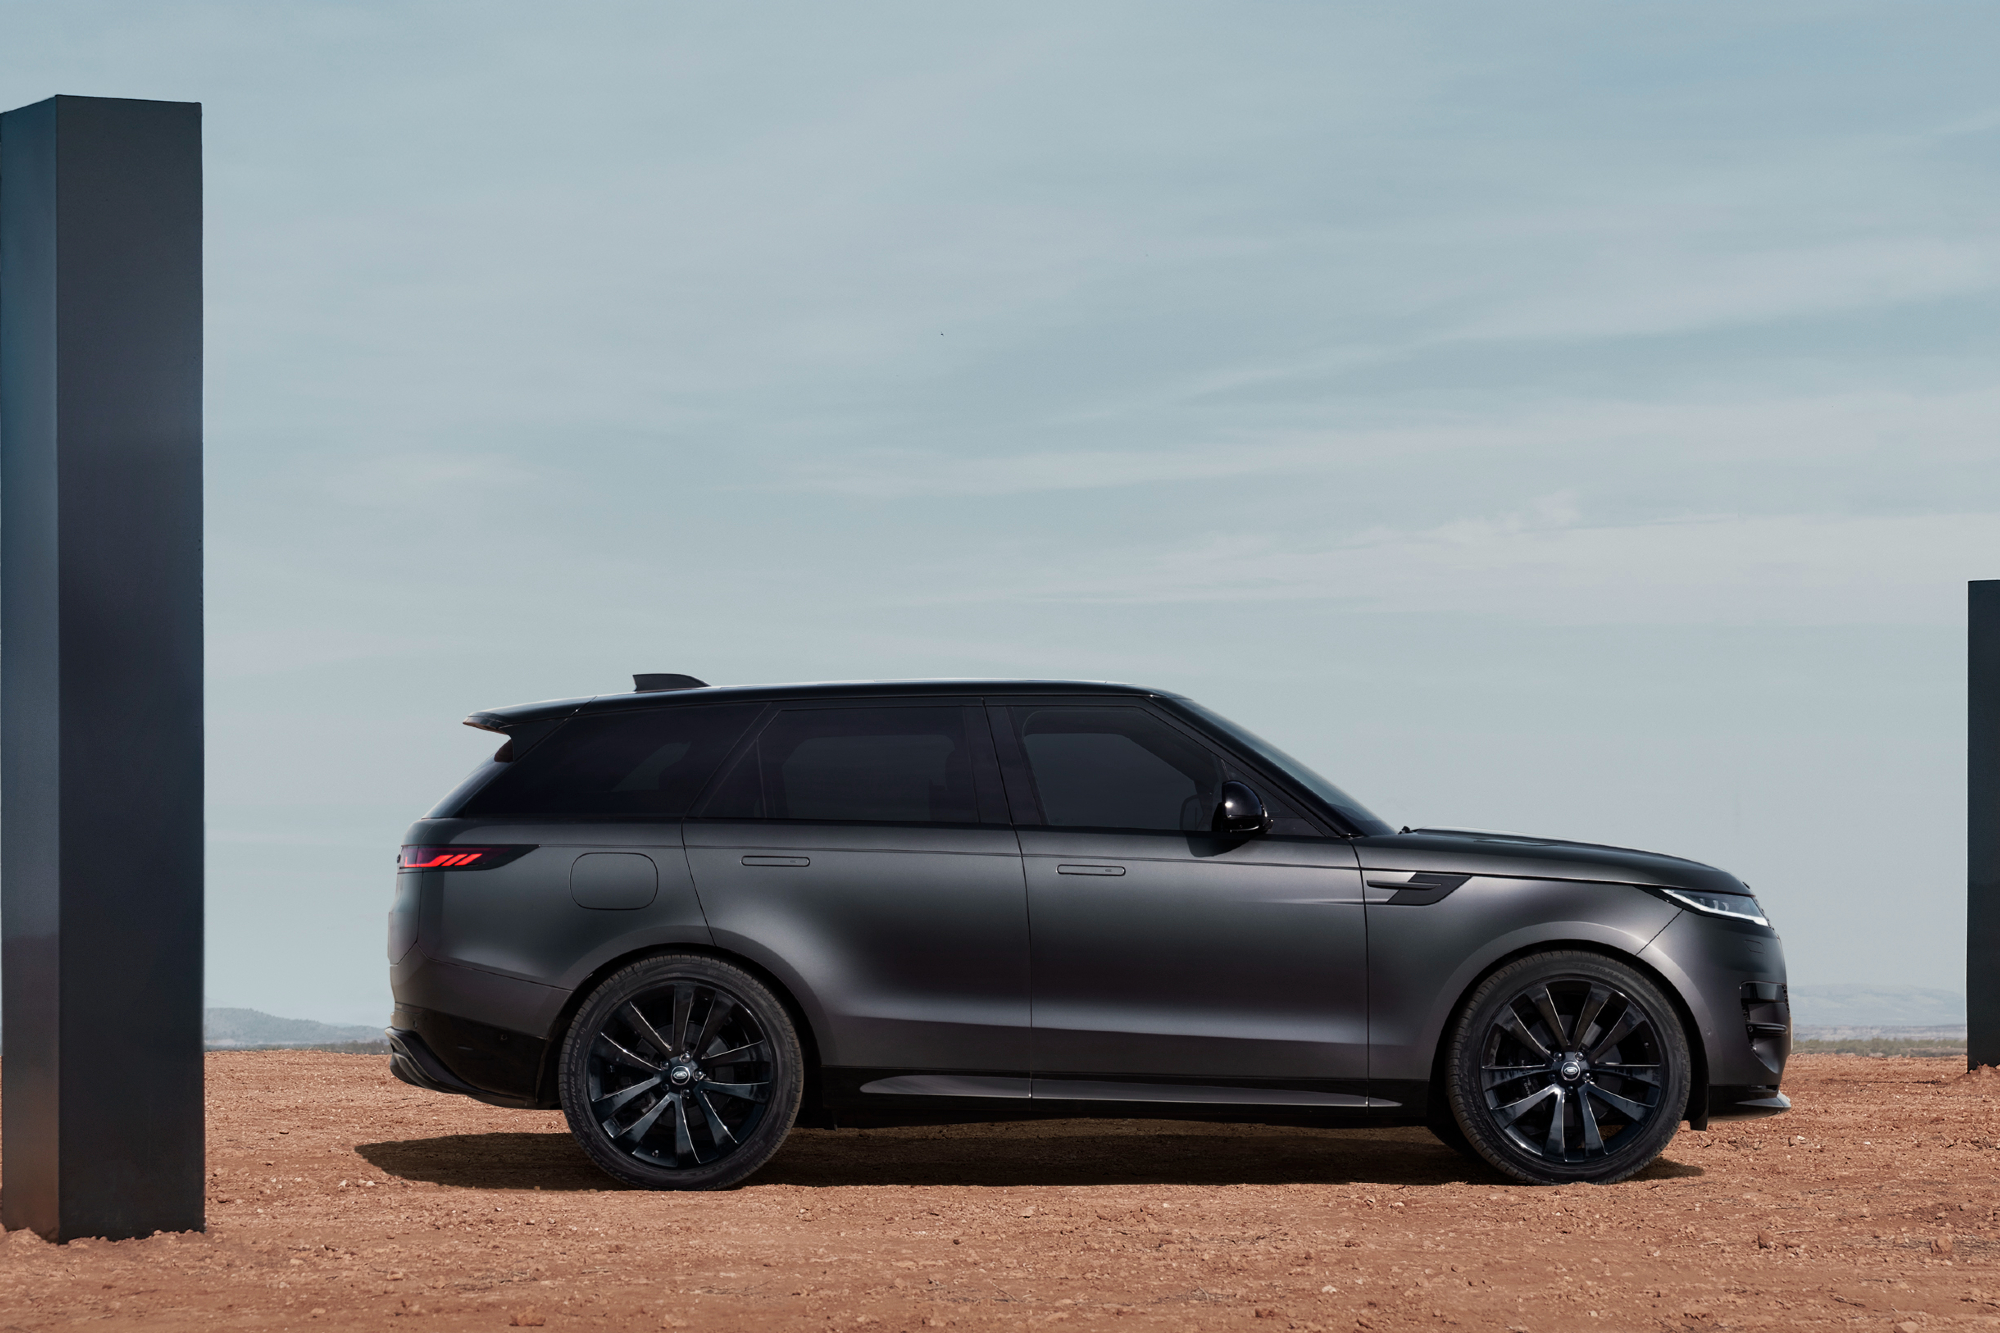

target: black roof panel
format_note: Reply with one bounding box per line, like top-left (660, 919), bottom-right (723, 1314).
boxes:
top-left (466, 679), bottom-right (1180, 730)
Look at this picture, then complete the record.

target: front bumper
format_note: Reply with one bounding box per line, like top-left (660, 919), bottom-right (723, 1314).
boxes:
top-left (1707, 1085), bottom-right (1792, 1120)
top-left (1641, 909), bottom-right (1789, 1127)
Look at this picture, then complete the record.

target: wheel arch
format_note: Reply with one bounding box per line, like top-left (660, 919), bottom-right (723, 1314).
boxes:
top-left (1422, 938), bottom-right (1709, 1130)
top-left (533, 941), bottom-right (829, 1118)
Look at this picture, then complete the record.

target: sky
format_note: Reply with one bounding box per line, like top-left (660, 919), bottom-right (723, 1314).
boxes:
top-left (0, 2), bottom-right (1995, 1024)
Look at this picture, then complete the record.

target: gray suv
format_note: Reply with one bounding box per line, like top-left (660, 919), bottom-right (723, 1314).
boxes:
top-left (387, 676), bottom-right (1789, 1189)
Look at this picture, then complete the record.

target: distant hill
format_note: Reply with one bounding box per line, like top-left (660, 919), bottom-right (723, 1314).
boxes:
top-left (204, 1008), bottom-right (384, 1050)
top-left (1786, 984), bottom-right (1965, 1027)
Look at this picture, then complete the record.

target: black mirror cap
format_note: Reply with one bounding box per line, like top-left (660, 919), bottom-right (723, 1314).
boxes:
top-left (633, 673), bottom-right (709, 693)
top-left (1214, 780), bottom-right (1273, 836)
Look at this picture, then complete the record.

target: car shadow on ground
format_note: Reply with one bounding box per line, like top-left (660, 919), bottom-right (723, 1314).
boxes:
top-left (356, 1122), bottom-right (1704, 1191)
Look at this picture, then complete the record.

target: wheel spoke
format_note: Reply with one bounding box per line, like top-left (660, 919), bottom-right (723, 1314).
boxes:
top-left (1595, 1062), bottom-right (1662, 1086)
top-left (671, 1093), bottom-right (697, 1163)
top-left (1497, 1010), bottom-right (1553, 1061)
top-left (670, 984), bottom-right (695, 1055)
top-left (612, 1089), bottom-right (673, 1142)
top-left (701, 1080), bottom-right (769, 1103)
top-left (1587, 1008), bottom-right (1642, 1061)
top-left (701, 1039), bottom-right (768, 1065)
top-left (621, 1003), bottom-right (674, 1062)
top-left (1573, 985), bottom-right (1611, 1051)
top-left (1491, 1082), bottom-right (1558, 1126)
top-left (598, 1033), bottom-right (660, 1073)
top-left (1481, 1063), bottom-right (1542, 1090)
top-left (695, 1090), bottom-right (737, 1146)
top-left (1530, 986), bottom-right (1569, 1048)
top-left (1578, 1083), bottom-right (1605, 1153)
top-left (592, 1075), bottom-right (661, 1116)
top-left (693, 996), bottom-right (737, 1058)
top-left (1543, 1086), bottom-right (1567, 1156)
top-left (1583, 1081), bottom-right (1650, 1120)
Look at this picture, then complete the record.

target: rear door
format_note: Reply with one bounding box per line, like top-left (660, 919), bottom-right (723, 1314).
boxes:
top-left (684, 701), bottom-right (1028, 1077)
top-left (997, 700), bottom-right (1369, 1098)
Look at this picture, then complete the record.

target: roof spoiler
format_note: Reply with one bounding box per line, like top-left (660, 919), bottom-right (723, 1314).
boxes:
top-left (633, 673), bottom-right (708, 693)
top-left (461, 711), bottom-right (570, 763)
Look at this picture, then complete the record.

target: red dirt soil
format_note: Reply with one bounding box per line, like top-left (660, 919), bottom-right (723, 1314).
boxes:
top-left (2, 1052), bottom-right (1998, 1330)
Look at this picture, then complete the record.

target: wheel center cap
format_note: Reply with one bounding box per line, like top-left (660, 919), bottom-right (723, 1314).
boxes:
top-left (1558, 1054), bottom-right (1586, 1082)
top-left (668, 1063), bottom-right (695, 1086)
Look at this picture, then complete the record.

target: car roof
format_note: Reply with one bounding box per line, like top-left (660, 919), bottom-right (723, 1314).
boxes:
top-left (466, 678), bottom-right (1184, 730)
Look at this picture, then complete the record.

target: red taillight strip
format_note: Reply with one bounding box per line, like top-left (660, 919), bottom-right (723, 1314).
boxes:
top-left (398, 844), bottom-right (535, 872)
top-left (401, 850), bottom-right (489, 869)
top-left (403, 851), bottom-right (479, 869)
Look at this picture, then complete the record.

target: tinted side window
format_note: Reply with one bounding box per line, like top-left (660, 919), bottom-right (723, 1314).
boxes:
top-left (701, 707), bottom-right (980, 824)
top-left (1011, 706), bottom-right (1224, 831)
top-left (458, 705), bottom-right (762, 817)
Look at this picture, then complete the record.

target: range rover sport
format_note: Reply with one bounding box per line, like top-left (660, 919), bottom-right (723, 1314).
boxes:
top-left (387, 675), bottom-right (1790, 1189)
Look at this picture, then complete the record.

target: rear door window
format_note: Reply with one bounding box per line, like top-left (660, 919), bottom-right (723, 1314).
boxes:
top-left (699, 706), bottom-right (992, 824)
top-left (458, 704), bottom-right (762, 817)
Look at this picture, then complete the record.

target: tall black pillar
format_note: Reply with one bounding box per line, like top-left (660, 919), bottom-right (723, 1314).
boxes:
top-left (1, 96), bottom-right (204, 1241)
top-left (1973, 582), bottom-right (2000, 1070)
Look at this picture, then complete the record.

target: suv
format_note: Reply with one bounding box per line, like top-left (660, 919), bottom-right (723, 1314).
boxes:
top-left (387, 676), bottom-right (1789, 1189)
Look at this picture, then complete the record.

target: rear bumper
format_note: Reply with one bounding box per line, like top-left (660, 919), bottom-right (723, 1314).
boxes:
top-left (386, 1027), bottom-right (544, 1110)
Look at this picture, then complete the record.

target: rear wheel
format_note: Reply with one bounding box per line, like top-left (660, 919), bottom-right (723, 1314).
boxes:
top-left (558, 954), bottom-right (803, 1190)
top-left (1443, 951), bottom-right (1690, 1185)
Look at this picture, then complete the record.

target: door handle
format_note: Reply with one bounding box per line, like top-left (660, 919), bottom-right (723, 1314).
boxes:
top-left (1057, 864), bottom-right (1125, 877)
top-left (742, 855), bottom-right (810, 868)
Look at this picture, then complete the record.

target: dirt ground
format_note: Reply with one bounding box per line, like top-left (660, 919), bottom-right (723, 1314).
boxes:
top-left (3, 1053), bottom-right (1999, 1331)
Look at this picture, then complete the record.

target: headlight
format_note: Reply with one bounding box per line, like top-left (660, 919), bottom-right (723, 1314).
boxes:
top-left (1662, 887), bottom-right (1769, 926)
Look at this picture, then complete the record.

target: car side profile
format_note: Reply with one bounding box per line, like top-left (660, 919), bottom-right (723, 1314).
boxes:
top-left (387, 676), bottom-right (1790, 1189)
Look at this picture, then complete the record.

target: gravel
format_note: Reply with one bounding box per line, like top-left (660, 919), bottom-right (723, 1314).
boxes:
top-left (0, 1051), bottom-right (1994, 1329)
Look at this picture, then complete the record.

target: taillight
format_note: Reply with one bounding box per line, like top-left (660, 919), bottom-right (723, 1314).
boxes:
top-left (397, 845), bottom-right (535, 872)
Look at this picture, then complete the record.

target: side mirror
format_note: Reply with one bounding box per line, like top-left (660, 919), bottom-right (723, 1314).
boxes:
top-left (1213, 780), bottom-right (1272, 836)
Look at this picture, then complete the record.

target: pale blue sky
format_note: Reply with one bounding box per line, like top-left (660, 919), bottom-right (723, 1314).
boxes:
top-left (2, 3), bottom-right (1995, 1022)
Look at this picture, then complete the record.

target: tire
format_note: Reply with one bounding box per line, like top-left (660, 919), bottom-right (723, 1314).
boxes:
top-left (1443, 950), bottom-right (1690, 1186)
top-left (1425, 1100), bottom-right (1485, 1166)
top-left (558, 954), bottom-right (804, 1191)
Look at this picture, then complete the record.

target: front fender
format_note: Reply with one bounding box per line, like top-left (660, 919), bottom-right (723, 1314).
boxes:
top-left (1367, 878), bottom-right (1681, 1082)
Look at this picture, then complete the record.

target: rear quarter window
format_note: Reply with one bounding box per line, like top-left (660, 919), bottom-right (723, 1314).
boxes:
top-left (456, 704), bottom-right (762, 817)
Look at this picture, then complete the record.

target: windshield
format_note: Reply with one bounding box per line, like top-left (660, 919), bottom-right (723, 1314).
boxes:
top-left (1171, 700), bottom-right (1393, 836)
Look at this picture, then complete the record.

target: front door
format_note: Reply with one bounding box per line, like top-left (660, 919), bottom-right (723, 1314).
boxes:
top-left (997, 702), bottom-right (1368, 1098)
top-left (684, 701), bottom-right (1029, 1077)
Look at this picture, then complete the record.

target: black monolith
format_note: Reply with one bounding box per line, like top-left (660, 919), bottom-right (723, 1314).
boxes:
top-left (1974, 582), bottom-right (2000, 1071)
top-left (1, 95), bottom-right (205, 1241)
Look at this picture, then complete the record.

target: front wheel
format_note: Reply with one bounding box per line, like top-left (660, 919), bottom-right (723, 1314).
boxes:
top-left (558, 954), bottom-right (804, 1190)
top-left (1443, 951), bottom-right (1690, 1185)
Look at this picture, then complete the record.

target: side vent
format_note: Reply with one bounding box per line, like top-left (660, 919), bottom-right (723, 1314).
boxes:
top-left (633, 673), bottom-right (709, 693)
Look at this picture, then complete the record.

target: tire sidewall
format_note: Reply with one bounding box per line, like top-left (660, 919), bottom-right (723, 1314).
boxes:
top-left (559, 953), bottom-right (804, 1191)
top-left (1447, 951), bottom-right (1690, 1186)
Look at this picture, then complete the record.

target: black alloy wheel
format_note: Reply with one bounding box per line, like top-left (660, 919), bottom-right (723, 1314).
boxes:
top-left (1444, 951), bottom-right (1690, 1185)
top-left (559, 955), bottom-right (803, 1190)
